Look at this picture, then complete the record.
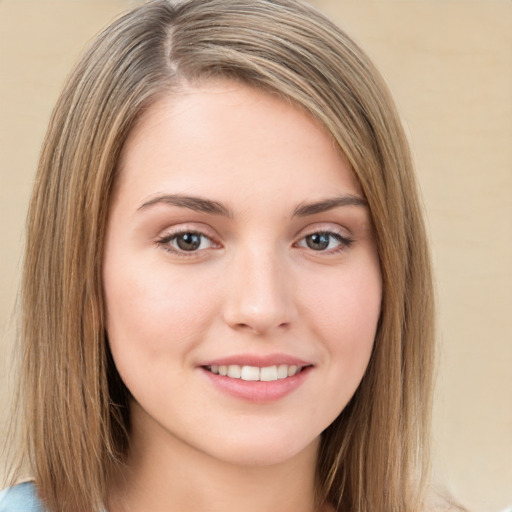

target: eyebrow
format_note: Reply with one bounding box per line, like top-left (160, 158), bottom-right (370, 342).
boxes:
top-left (138, 194), bottom-right (234, 217)
top-left (138, 193), bottom-right (367, 218)
top-left (292, 194), bottom-right (367, 217)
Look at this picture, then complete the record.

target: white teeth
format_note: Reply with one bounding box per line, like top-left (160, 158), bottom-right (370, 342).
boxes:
top-left (288, 365), bottom-right (298, 377)
top-left (240, 365), bottom-right (260, 381)
top-left (260, 366), bottom-right (278, 382)
top-left (227, 365), bottom-right (241, 378)
top-left (277, 364), bottom-right (288, 379)
top-left (207, 364), bottom-right (303, 381)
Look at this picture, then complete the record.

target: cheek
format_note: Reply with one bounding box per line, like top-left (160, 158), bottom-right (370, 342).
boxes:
top-left (308, 260), bottom-right (381, 335)
top-left (103, 257), bottom-right (222, 366)
top-left (303, 259), bottom-right (381, 381)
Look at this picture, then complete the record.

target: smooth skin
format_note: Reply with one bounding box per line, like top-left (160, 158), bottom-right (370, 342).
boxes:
top-left (103, 80), bottom-right (382, 512)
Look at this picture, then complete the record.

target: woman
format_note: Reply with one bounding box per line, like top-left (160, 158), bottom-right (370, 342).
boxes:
top-left (1, 0), bottom-right (434, 511)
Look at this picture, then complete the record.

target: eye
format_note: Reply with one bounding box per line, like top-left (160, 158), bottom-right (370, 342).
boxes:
top-left (156, 230), bottom-right (218, 254)
top-left (296, 231), bottom-right (353, 253)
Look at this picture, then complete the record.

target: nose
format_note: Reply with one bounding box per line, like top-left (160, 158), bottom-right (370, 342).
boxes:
top-left (222, 246), bottom-right (296, 335)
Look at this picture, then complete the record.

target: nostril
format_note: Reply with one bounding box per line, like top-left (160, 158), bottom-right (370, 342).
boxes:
top-left (231, 320), bottom-right (291, 334)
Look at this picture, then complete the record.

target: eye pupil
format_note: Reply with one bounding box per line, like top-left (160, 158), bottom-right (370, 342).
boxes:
top-left (176, 233), bottom-right (201, 251)
top-left (306, 233), bottom-right (330, 251)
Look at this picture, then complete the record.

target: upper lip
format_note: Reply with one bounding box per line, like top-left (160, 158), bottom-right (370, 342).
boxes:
top-left (199, 353), bottom-right (312, 368)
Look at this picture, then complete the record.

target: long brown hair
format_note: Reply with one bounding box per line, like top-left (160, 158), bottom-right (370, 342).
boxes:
top-left (12, 1), bottom-right (434, 510)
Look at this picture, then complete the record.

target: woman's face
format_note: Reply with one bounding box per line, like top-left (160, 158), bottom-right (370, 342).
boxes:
top-left (103, 81), bottom-right (381, 467)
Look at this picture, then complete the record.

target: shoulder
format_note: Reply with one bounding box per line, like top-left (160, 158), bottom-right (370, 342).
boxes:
top-left (0, 481), bottom-right (46, 512)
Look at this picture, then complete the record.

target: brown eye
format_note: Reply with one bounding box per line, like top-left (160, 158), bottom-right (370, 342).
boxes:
top-left (175, 232), bottom-right (202, 251)
top-left (297, 231), bottom-right (353, 253)
top-left (305, 233), bottom-right (331, 251)
top-left (157, 230), bottom-right (216, 255)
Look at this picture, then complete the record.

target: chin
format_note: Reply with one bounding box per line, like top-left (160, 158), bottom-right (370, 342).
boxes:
top-left (195, 429), bottom-right (321, 468)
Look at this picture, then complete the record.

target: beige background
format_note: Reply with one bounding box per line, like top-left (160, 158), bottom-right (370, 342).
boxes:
top-left (1, 1), bottom-right (510, 511)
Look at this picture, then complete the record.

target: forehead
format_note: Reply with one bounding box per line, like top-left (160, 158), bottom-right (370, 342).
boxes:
top-left (115, 80), bottom-right (362, 209)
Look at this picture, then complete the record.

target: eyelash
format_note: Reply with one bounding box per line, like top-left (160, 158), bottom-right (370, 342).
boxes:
top-left (155, 230), bottom-right (219, 257)
top-left (155, 229), bottom-right (354, 257)
top-left (295, 231), bottom-right (354, 254)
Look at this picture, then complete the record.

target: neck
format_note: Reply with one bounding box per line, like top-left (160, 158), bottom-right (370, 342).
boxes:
top-left (107, 404), bottom-right (328, 512)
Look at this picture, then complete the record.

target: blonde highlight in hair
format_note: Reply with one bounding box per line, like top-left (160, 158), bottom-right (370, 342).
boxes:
top-left (13, 1), bottom-right (434, 510)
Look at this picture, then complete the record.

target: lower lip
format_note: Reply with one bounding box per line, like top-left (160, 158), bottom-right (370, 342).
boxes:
top-left (200, 367), bottom-right (312, 403)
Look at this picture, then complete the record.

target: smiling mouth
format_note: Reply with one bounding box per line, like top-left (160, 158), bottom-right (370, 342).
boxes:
top-left (204, 364), bottom-right (309, 382)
